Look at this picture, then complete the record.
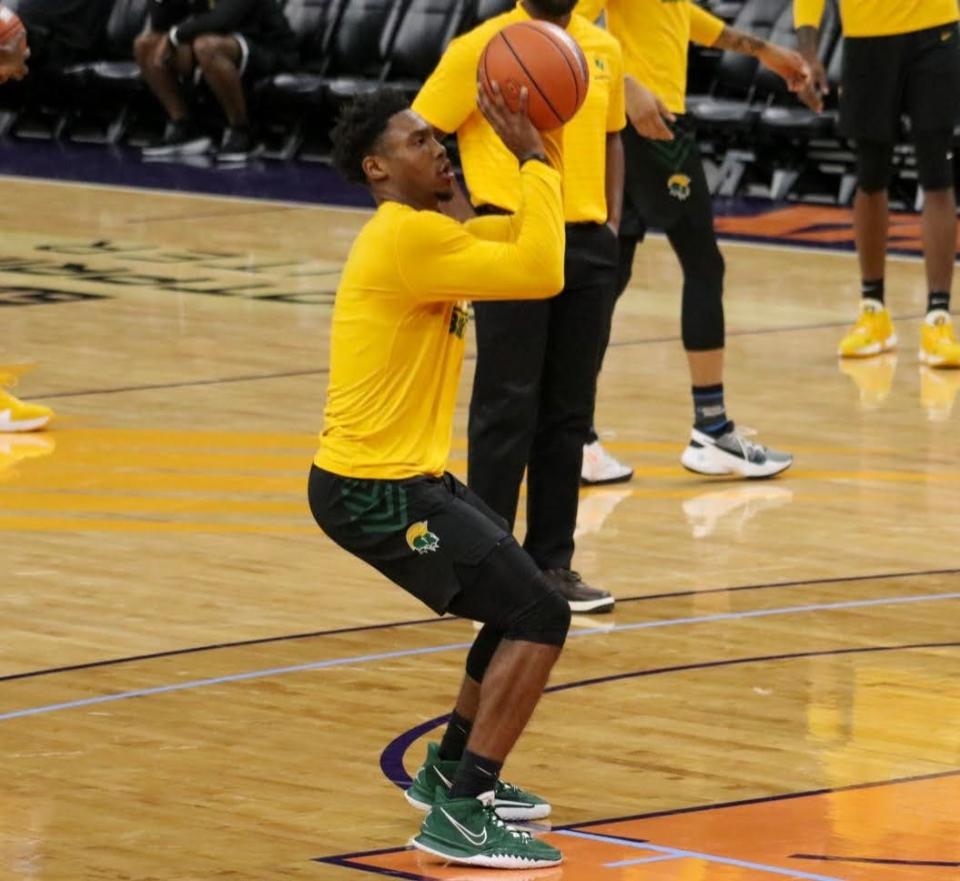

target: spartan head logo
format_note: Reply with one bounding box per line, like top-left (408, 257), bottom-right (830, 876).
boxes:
top-left (406, 521), bottom-right (440, 555)
top-left (667, 173), bottom-right (692, 201)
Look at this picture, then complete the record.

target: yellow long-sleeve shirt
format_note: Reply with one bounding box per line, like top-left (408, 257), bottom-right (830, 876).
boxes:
top-left (314, 161), bottom-right (565, 480)
top-left (576, 0), bottom-right (726, 114)
top-left (795, 0), bottom-right (959, 38)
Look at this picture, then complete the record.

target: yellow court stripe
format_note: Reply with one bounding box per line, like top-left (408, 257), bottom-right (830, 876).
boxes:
top-left (1, 472), bottom-right (305, 494)
top-left (0, 492), bottom-right (307, 515)
top-left (0, 513), bottom-right (316, 534)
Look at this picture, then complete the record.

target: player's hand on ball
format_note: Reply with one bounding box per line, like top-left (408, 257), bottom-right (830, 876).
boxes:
top-left (478, 81), bottom-right (546, 163)
top-left (759, 44), bottom-right (812, 95)
top-left (625, 76), bottom-right (675, 141)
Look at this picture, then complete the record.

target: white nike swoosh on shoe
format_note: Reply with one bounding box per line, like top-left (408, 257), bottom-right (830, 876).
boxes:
top-left (434, 767), bottom-right (453, 787)
top-left (441, 809), bottom-right (488, 846)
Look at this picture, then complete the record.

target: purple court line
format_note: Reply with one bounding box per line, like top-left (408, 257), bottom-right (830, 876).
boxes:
top-left (316, 768), bottom-right (960, 875)
top-left (377, 641), bottom-right (960, 789)
top-left (557, 830), bottom-right (846, 881)
top-left (1, 592), bottom-right (958, 722)
top-left (4, 566), bottom-right (957, 686)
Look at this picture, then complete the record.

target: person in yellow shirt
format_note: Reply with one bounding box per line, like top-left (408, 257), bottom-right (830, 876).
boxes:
top-left (309, 87), bottom-right (569, 868)
top-left (796, 0), bottom-right (960, 367)
top-left (412, 0), bottom-right (625, 615)
top-left (580, 0), bottom-right (811, 478)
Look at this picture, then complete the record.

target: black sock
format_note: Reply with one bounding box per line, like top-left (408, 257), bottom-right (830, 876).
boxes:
top-left (692, 384), bottom-right (731, 438)
top-left (928, 291), bottom-right (950, 314)
top-left (862, 279), bottom-right (885, 305)
top-left (438, 710), bottom-right (472, 761)
top-left (450, 749), bottom-right (502, 800)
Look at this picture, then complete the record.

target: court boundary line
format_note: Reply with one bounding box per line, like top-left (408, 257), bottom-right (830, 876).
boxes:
top-left (377, 640), bottom-right (960, 789)
top-left (2, 567), bottom-right (957, 685)
top-left (315, 766), bottom-right (960, 877)
top-left (1, 593), bottom-right (957, 722)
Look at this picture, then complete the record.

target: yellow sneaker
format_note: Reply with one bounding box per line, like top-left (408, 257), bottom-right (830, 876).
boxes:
top-left (838, 353), bottom-right (897, 409)
top-left (838, 300), bottom-right (897, 358)
top-left (0, 370), bottom-right (54, 432)
top-left (919, 310), bottom-right (960, 368)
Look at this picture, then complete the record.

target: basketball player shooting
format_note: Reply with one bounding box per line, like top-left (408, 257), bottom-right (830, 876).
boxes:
top-left (309, 86), bottom-right (571, 868)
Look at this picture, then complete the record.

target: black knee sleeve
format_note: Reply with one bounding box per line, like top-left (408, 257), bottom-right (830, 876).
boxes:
top-left (502, 580), bottom-right (571, 648)
top-left (856, 139), bottom-right (894, 193)
top-left (449, 538), bottom-right (570, 648)
top-left (678, 240), bottom-right (725, 352)
top-left (465, 624), bottom-right (504, 682)
top-left (914, 128), bottom-right (955, 192)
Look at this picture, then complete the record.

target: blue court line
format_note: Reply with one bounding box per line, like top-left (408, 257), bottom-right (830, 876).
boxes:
top-left (605, 854), bottom-right (679, 867)
top-left (1, 591), bottom-right (957, 723)
top-left (558, 829), bottom-right (846, 881)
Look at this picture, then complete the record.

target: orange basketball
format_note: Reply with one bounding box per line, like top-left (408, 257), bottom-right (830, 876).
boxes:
top-left (479, 20), bottom-right (589, 131)
top-left (0, 6), bottom-right (25, 46)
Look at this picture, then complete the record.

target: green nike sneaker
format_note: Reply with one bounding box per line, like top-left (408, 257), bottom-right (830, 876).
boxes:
top-left (413, 788), bottom-right (563, 869)
top-left (404, 742), bottom-right (551, 820)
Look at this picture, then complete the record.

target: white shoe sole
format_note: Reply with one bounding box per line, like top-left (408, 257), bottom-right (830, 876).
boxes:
top-left (0, 413), bottom-right (50, 432)
top-left (918, 348), bottom-right (960, 368)
top-left (838, 333), bottom-right (897, 358)
top-left (681, 437), bottom-right (793, 480)
top-left (405, 789), bottom-right (551, 821)
top-left (412, 838), bottom-right (562, 869)
top-left (566, 594), bottom-right (615, 613)
top-left (581, 469), bottom-right (634, 486)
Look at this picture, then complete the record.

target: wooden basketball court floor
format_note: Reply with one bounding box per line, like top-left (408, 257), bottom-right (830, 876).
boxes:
top-left (1, 176), bottom-right (958, 881)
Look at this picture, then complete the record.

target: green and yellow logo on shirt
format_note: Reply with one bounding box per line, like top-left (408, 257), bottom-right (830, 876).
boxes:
top-left (406, 521), bottom-right (440, 554)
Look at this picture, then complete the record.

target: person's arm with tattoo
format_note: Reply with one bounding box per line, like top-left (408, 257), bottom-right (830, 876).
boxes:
top-left (692, 5), bottom-right (820, 111)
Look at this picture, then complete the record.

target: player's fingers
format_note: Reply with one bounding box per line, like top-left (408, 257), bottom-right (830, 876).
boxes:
top-left (517, 85), bottom-right (529, 117)
top-left (655, 97), bottom-right (677, 125)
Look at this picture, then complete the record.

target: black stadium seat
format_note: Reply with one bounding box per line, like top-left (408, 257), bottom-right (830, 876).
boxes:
top-left (382, 0), bottom-right (474, 94)
top-left (259, 0), bottom-right (345, 103)
top-left (68, 0), bottom-right (149, 89)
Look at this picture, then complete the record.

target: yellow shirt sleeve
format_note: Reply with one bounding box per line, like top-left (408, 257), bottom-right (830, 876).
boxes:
top-left (411, 34), bottom-right (478, 135)
top-left (576, 0), bottom-right (607, 22)
top-left (689, 4), bottom-right (727, 46)
top-left (793, 0), bottom-right (827, 29)
top-left (607, 41), bottom-right (626, 132)
top-left (396, 162), bottom-right (566, 302)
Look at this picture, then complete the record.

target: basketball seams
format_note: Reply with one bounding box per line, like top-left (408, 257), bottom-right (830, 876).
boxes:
top-left (516, 21), bottom-right (587, 110)
top-left (499, 30), bottom-right (565, 128)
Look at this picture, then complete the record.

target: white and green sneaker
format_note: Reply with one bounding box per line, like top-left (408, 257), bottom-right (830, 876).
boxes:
top-left (405, 742), bottom-right (551, 821)
top-left (413, 788), bottom-right (562, 869)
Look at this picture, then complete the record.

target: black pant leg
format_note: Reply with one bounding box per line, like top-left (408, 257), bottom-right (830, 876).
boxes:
top-left (467, 298), bottom-right (551, 530)
top-left (524, 225), bottom-right (619, 570)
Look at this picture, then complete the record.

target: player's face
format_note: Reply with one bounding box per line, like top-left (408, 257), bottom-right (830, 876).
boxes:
top-left (378, 111), bottom-right (455, 207)
top-left (528, 0), bottom-right (578, 17)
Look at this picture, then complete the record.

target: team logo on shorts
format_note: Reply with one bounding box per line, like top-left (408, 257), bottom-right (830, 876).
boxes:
top-left (406, 521), bottom-right (440, 555)
top-left (667, 173), bottom-right (691, 201)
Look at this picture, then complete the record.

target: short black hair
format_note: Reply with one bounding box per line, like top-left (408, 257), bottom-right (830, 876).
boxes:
top-left (330, 90), bottom-right (411, 186)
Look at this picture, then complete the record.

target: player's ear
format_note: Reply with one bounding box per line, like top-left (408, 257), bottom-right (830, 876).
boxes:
top-left (363, 155), bottom-right (389, 183)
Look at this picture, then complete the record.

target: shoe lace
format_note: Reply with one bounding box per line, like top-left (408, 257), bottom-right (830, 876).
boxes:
top-left (483, 801), bottom-right (533, 843)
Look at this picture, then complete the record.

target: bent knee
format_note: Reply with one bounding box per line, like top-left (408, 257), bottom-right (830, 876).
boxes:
top-left (505, 581), bottom-right (571, 648)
